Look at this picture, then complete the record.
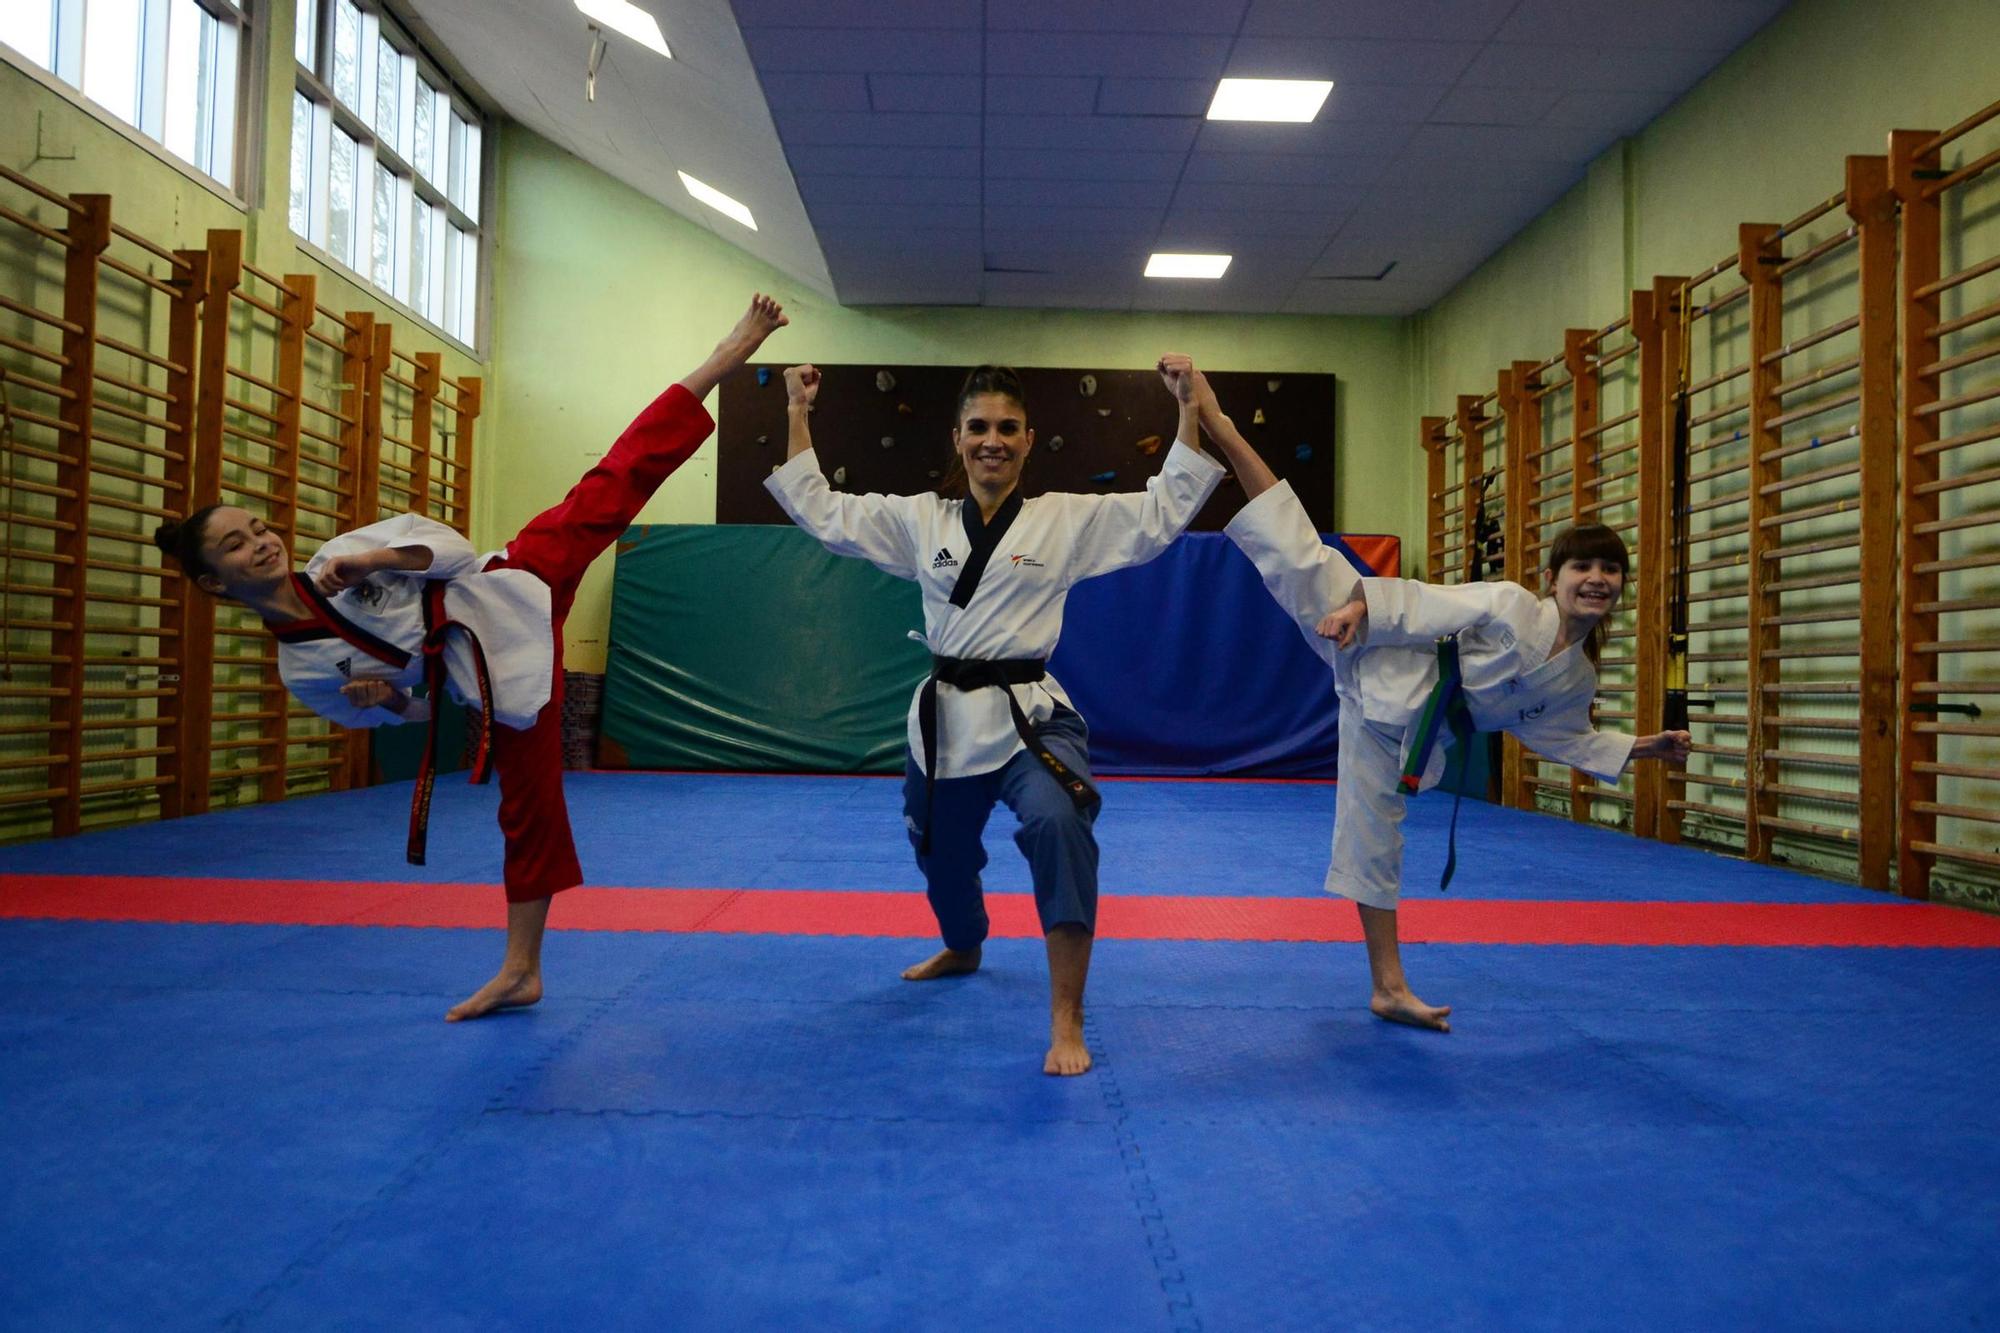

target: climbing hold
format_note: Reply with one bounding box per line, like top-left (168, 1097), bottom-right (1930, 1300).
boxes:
top-left (1048, 435), bottom-right (1065, 452)
top-left (897, 402), bottom-right (914, 416)
top-left (1097, 407), bottom-right (1111, 417)
top-left (1135, 434), bottom-right (1162, 456)
top-left (1089, 470), bottom-right (1116, 485)
top-left (756, 434), bottom-right (770, 446)
top-left (881, 436), bottom-right (896, 449)
top-left (927, 469), bottom-right (942, 479)
top-left (1294, 443), bottom-right (1313, 462)
top-left (1252, 408), bottom-right (1266, 425)
top-left (756, 367), bottom-right (771, 386)
top-left (1267, 378), bottom-right (1282, 392)
top-left (875, 369), bottom-right (896, 392)
top-left (832, 465), bottom-right (848, 485)
top-left (1079, 374), bottom-right (1098, 397)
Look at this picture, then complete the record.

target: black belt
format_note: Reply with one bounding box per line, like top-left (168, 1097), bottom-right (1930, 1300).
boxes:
top-left (406, 581), bottom-right (496, 866)
top-left (915, 654), bottom-right (1096, 853)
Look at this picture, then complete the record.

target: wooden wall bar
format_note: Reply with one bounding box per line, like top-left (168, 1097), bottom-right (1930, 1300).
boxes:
top-left (0, 195), bottom-right (478, 841)
top-left (1419, 97), bottom-right (2000, 898)
top-left (1892, 102), bottom-right (2000, 898)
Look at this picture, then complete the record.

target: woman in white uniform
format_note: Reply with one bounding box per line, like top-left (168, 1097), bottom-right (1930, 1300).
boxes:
top-left (152, 295), bottom-right (789, 1022)
top-left (766, 358), bottom-right (1223, 1075)
top-left (1190, 370), bottom-right (1691, 1032)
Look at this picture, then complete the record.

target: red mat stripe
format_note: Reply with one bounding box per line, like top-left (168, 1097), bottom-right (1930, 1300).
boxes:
top-left (4, 875), bottom-right (1999, 947)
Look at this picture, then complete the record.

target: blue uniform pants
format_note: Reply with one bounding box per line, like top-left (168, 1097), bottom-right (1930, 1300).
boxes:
top-left (901, 706), bottom-right (1102, 951)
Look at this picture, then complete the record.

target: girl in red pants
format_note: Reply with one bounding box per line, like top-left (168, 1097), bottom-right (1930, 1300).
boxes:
top-left (154, 295), bottom-right (787, 1020)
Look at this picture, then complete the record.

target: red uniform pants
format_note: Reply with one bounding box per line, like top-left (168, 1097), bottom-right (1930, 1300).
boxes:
top-left (481, 383), bottom-right (713, 901)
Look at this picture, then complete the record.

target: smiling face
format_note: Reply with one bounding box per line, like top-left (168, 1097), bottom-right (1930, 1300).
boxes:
top-left (195, 505), bottom-right (292, 598)
top-left (1548, 555), bottom-right (1625, 624)
top-left (952, 391), bottom-right (1034, 497)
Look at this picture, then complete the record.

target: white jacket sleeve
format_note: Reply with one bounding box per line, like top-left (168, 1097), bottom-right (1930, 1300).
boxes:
top-left (763, 448), bottom-right (926, 580)
top-left (1062, 440), bottom-right (1225, 583)
top-left (305, 513), bottom-right (481, 582)
top-left (1510, 699), bottom-right (1636, 785)
top-left (1221, 480), bottom-right (1363, 666)
top-left (1361, 576), bottom-right (1540, 649)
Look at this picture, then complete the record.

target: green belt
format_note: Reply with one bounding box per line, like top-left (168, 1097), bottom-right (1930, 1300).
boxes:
top-left (1398, 635), bottom-right (1476, 890)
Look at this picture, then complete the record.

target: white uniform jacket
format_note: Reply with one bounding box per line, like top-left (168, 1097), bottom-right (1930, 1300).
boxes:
top-left (1223, 481), bottom-right (1634, 788)
top-left (766, 441), bottom-right (1225, 778)
top-left (272, 513), bottom-right (555, 731)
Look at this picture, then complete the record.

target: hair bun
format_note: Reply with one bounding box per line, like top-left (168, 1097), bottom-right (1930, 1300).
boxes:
top-left (152, 521), bottom-right (179, 555)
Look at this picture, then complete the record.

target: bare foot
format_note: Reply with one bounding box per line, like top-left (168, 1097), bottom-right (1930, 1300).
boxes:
top-left (722, 292), bottom-right (788, 363)
top-left (1044, 1011), bottom-right (1092, 1076)
top-left (445, 967), bottom-right (542, 1022)
top-left (901, 946), bottom-right (981, 981)
top-left (1371, 988), bottom-right (1452, 1033)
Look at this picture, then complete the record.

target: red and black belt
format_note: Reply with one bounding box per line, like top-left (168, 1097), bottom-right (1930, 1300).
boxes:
top-left (406, 580), bottom-right (497, 866)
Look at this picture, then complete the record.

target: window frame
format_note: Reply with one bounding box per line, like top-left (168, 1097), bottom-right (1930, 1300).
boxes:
top-left (290, 0), bottom-right (486, 353)
top-left (0, 0), bottom-right (252, 204)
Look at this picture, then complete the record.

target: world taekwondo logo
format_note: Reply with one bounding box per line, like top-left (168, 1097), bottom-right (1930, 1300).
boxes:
top-left (1009, 553), bottom-right (1045, 568)
top-left (931, 548), bottom-right (959, 569)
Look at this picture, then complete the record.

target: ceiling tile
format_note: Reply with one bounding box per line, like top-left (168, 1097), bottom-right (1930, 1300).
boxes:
top-left (1492, 0), bottom-right (1788, 51)
top-left (1224, 36), bottom-right (1483, 84)
top-left (985, 32), bottom-right (1234, 79)
top-left (732, 0), bottom-right (981, 29)
top-left (989, 0), bottom-right (1249, 34)
top-left (983, 148), bottom-right (1190, 182)
top-left (1457, 42), bottom-right (1725, 93)
top-left (796, 145), bottom-right (982, 177)
top-left (1243, 0), bottom-right (1520, 42)
top-left (772, 111), bottom-right (981, 147)
top-left (810, 202), bottom-right (982, 230)
top-left (985, 77), bottom-right (1101, 115)
top-left (985, 115), bottom-right (1202, 154)
top-left (1543, 87), bottom-right (1678, 132)
top-left (756, 72), bottom-right (872, 113)
top-left (987, 178), bottom-right (1180, 209)
top-left (1160, 207), bottom-right (1348, 238)
top-left (1194, 119), bottom-right (1423, 157)
top-left (1170, 179), bottom-right (1357, 215)
top-left (868, 75), bottom-right (969, 113)
top-left (797, 175), bottom-right (978, 207)
top-left (1094, 78), bottom-right (1215, 117)
top-left (1427, 84), bottom-right (1567, 126)
top-left (743, 27), bottom-right (981, 73)
top-left (983, 204), bottom-right (1166, 238)
top-left (1180, 150), bottom-right (1391, 187)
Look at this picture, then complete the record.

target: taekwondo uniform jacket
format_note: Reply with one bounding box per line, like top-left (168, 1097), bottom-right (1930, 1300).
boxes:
top-left (271, 513), bottom-right (554, 731)
top-left (1224, 481), bottom-right (1634, 790)
top-left (766, 441), bottom-right (1225, 779)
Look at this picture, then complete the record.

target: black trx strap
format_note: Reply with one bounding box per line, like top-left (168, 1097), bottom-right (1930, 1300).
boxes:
top-left (1665, 284), bottom-right (1693, 733)
top-left (406, 581), bottom-right (496, 866)
top-left (914, 489), bottom-right (1095, 852)
top-left (1398, 636), bottom-right (1477, 890)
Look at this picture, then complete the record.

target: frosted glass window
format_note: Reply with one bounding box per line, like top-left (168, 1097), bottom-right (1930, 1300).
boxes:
top-left (331, 0), bottom-right (359, 109)
top-left (460, 121), bottom-right (481, 222)
top-left (295, 0), bottom-right (319, 70)
top-left (288, 90), bottom-right (313, 237)
top-left (411, 76), bottom-right (437, 184)
top-left (456, 230), bottom-right (477, 346)
top-left (0, 2), bottom-right (55, 69)
top-left (162, 0), bottom-right (202, 162)
top-left (410, 198), bottom-right (433, 319)
top-left (447, 110), bottom-right (468, 209)
top-left (370, 160), bottom-right (396, 290)
top-left (82, 0), bottom-right (142, 123)
top-left (374, 35), bottom-right (399, 151)
top-left (328, 126), bottom-right (357, 266)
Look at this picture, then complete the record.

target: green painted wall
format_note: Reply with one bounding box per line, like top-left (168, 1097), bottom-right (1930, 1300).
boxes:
top-left (488, 127), bottom-right (1416, 672)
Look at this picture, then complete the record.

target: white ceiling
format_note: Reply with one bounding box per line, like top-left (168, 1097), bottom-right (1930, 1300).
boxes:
top-left (403, 0), bottom-right (1793, 316)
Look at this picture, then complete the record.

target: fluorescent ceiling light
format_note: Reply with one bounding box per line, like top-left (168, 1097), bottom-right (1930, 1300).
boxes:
top-left (575, 0), bottom-right (671, 59)
top-left (1206, 78), bottom-right (1334, 123)
top-left (679, 172), bottom-right (757, 231)
top-left (1146, 253), bottom-right (1231, 280)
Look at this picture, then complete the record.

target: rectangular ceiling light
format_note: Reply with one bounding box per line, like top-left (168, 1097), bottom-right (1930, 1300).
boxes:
top-left (574, 0), bottom-right (672, 59)
top-left (1145, 253), bottom-right (1231, 280)
top-left (1206, 78), bottom-right (1334, 123)
top-left (679, 171), bottom-right (757, 231)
